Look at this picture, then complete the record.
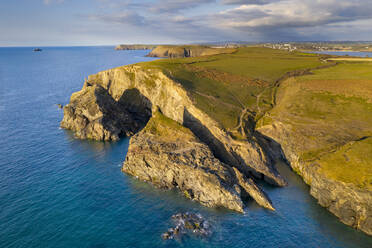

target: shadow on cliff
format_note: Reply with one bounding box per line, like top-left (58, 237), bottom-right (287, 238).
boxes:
top-left (118, 88), bottom-right (153, 131)
top-left (254, 131), bottom-right (289, 168)
top-left (183, 109), bottom-right (237, 166)
top-left (94, 86), bottom-right (152, 139)
top-left (183, 108), bottom-right (284, 186)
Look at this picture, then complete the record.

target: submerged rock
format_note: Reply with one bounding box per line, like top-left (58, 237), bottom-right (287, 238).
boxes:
top-left (161, 212), bottom-right (211, 240)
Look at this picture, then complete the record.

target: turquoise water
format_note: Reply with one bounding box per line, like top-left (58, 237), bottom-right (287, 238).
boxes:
top-left (0, 47), bottom-right (371, 248)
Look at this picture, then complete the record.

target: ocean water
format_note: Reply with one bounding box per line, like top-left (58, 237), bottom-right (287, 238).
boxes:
top-left (311, 51), bottom-right (372, 57)
top-left (0, 46), bottom-right (371, 248)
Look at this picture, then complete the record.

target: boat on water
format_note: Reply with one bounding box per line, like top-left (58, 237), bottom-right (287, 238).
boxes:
top-left (33, 48), bottom-right (42, 52)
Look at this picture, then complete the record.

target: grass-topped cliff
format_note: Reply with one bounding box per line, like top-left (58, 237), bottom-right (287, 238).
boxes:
top-left (258, 60), bottom-right (372, 189)
top-left (256, 58), bottom-right (372, 234)
top-left (146, 45), bottom-right (236, 58)
top-left (62, 46), bottom-right (372, 234)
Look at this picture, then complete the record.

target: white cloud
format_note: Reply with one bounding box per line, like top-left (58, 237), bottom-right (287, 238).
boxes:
top-left (87, 0), bottom-right (372, 42)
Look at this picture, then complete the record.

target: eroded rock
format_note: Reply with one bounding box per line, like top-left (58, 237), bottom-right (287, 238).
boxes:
top-left (123, 111), bottom-right (244, 212)
top-left (161, 212), bottom-right (211, 240)
top-left (60, 81), bottom-right (151, 141)
top-left (61, 65), bottom-right (281, 212)
top-left (123, 111), bottom-right (275, 211)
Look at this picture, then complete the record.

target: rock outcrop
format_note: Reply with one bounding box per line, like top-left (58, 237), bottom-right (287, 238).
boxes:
top-left (61, 80), bottom-right (152, 141)
top-left (123, 111), bottom-right (244, 212)
top-left (61, 64), bottom-right (283, 211)
top-left (61, 65), bottom-right (286, 187)
top-left (123, 111), bottom-right (274, 211)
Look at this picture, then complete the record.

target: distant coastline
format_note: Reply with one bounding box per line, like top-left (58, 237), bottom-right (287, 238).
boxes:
top-left (115, 44), bottom-right (157, 50)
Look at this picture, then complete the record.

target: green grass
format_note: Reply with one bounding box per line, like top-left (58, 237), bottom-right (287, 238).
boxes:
top-left (262, 61), bottom-right (372, 188)
top-left (301, 62), bottom-right (372, 80)
top-left (318, 137), bottom-right (372, 189)
top-left (194, 48), bottom-right (324, 82)
top-left (143, 110), bottom-right (195, 140)
top-left (139, 47), bottom-right (327, 131)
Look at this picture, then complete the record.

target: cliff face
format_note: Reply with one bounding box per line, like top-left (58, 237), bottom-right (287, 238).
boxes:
top-left (61, 64), bottom-right (285, 211)
top-left (258, 121), bottom-right (372, 235)
top-left (62, 65), bottom-right (285, 187)
top-left (256, 69), bottom-right (372, 235)
top-left (124, 111), bottom-right (274, 212)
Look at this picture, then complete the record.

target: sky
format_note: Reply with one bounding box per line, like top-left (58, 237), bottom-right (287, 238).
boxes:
top-left (1, 0), bottom-right (372, 46)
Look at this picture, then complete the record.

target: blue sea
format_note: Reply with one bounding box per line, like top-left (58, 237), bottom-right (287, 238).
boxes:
top-left (310, 51), bottom-right (372, 57)
top-left (0, 47), bottom-right (371, 248)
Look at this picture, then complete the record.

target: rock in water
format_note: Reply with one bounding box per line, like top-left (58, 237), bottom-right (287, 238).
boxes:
top-left (56, 104), bottom-right (63, 109)
top-left (161, 212), bottom-right (211, 240)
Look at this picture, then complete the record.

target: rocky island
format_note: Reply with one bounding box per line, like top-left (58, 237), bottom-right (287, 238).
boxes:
top-left (61, 47), bottom-right (372, 235)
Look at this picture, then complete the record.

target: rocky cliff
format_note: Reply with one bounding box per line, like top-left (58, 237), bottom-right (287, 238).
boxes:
top-left (61, 64), bottom-right (285, 211)
top-left (123, 110), bottom-right (274, 211)
top-left (258, 121), bottom-right (372, 235)
top-left (256, 69), bottom-right (372, 235)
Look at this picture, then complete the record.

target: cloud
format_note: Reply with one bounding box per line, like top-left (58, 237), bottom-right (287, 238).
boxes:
top-left (86, 0), bottom-right (372, 42)
top-left (150, 0), bottom-right (216, 13)
top-left (214, 0), bottom-right (372, 30)
top-left (89, 11), bottom-right (146, 26)
top-left (221, 0), bottom-right (276, 5)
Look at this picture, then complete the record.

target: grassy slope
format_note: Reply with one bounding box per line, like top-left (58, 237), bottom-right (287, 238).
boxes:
top-left (140, 47), bottom-right (326, 131)
top-left (143, 110), bottom-right (196, 142)
top-left (259, 61), bottom-right (372, 189)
